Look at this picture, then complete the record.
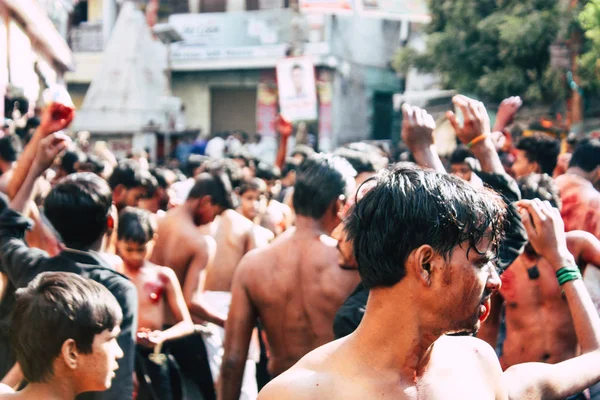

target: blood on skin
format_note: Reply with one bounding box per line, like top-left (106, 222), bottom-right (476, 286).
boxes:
top-left (143, 275), bottom-right (167, 304)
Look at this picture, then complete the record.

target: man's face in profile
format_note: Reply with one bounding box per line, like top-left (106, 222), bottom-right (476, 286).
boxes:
top-left (291, 67), bottom-right (304, 95)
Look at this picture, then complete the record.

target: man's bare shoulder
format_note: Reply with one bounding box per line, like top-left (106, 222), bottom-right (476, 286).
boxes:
top-left (259, 340), bottom-right (347, 400)
top-left (223, 209), bottom-right (254, 230)
top-left (436, 335), bottom-right (503, 379)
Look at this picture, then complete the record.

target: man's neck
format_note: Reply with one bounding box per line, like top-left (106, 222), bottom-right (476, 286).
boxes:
top-left (295, 215), bottom-right (331, 235)
top-left (565, 167), bottom-right (592, 182)
top-left (17, 379), bottom-right (77, 400)
top-left (350, 288), bottom-right (440, 381)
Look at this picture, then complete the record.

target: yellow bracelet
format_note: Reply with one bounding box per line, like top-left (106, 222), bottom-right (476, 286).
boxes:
top-left (466, 134), bottom-right (489, 148)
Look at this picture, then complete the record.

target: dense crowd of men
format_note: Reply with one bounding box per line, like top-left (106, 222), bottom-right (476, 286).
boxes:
top-left (0, 92), bottom-right (599, 400)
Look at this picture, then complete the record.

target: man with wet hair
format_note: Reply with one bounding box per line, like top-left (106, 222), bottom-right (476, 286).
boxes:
top-left (260, 166), bottom-right (600, 399)
top-left (0, 272), bottom-right (123, 400)
top-left (220, 154), bottom-right (361, 400)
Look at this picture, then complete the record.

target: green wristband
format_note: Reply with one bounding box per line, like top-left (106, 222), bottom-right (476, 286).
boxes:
top-left (556, 267), bottom-right (582, 286)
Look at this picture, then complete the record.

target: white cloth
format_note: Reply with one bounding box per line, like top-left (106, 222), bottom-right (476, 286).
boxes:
top-left (202, 291), bottom-right (258, 400)
top-left (205, 137), bottom-right (226, 159)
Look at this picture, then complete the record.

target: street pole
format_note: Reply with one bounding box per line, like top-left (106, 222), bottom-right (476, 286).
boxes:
top-left (569, 0), bottom-right (584, 133)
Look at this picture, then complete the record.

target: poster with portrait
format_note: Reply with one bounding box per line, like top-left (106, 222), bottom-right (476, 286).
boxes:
top-left (276, 57), bottom-right (318, 122)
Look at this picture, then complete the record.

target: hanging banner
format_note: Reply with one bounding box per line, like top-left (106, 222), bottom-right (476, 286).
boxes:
top-left (276, 56), bottom-right (318, 122)
top-left (256, 71), bottom-right (278, 137)
top-left (317, 69), bottom-right (333, 151)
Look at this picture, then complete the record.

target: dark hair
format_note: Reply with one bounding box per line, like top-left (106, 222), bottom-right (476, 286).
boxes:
top-left (108, 159), bottom-right (156, 191)
top-left (291, 145), bottom-right (315, 162)
top-left (449, 145), bottom-right (474, 165)
top-left (256, 163), bottom-right (281, 181)
top-left (518, 173), bottom-right (561, 209)
top-left (281, 158), bottom-right (301, 177)
top-left (118, 207), bottom-right (154, 244)
top-left (11, 272), bottom-right (122, 383)
top-left (293, 154), bottom-right (356, 219)
top-left (0, 135), bottom-right (22, 163)
top-left (334, 148), bottom-right (379, 175)
top-left (227, 150), bottom-right (253, 168)
top-left (78, 154), bottom-right (105, 175)
top-left (238, 179), bottom-right (265, 196)
top-left (516, 134), bottom-right (561, 175)
top-left (61, 151), bottom-right (86, 175)
top-left (569, 138), bottom-right (600, 172)
top-left (345, 166), bottom-right (507, 289)
top-left (44, 173), bottom-right (113, 249)
top-left (187, 171), bottom-right (235, 209)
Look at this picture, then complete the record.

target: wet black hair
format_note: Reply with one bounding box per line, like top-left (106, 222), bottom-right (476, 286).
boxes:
top-left (238, 179), bottom-right (265, 196)
top-left (293, 154), bottom-right (356, 219)
top-left (449, 145), bottom-right (474, 165)
top-left (281, 158), bottom-right (301, 178)
top-left (118, 207), bottom-right (154, 244)
top-left (518, 173), bottom-right (561, 209)
top-left (333, 147), bottom-right (379, 175)
top-left (516, 133), bottom-right (561, 175)
top-left (256, 163), bottom-right (281, 181)
top-left (108, 159), bottom-right (156, 191)
top-left (11, 272), bottom-right (122, 383)
top-left (569, 138), bottom-right (600, 172)
top-left (187, 171), bottom-right (235, 210)
top-left (44, 173), bottom-right (113, 250)
top-left (0, 135), bottom-right (22, 163)
top-left (345, 166), bottom-right (507, 289)
top-left (61, 150), bottom-right (86, 175)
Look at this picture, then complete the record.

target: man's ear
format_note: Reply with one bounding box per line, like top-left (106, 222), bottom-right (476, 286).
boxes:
top-left (334, 195), bottom-right (346, 219)
top-left (409, 245), bottom-right (436, 286)
top-left (61, 339), bottom-right (79, 370)
top-left (107, 214), bottom-right (115, 232)
top-left (113, 184), bottom-right (126, 203)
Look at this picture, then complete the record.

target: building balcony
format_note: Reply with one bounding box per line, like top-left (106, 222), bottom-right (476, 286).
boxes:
top-left (69, 22), bottom-right (104, 52)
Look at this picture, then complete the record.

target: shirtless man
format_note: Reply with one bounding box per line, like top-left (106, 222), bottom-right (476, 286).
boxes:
top-left (478, 174), bottom-right (600, 395)
top-left (196, 204), bottom-right (260, 399)
top-left (0, 136), bottom-right (21, 194)
top-left (259, 166), bottom-right (600, 400)
top-left (118, 208), bottom-right (193, 400)
top-left (220, 154), bottom-right (361, 400)
top-left (151, 171), bottom-right (235, 326)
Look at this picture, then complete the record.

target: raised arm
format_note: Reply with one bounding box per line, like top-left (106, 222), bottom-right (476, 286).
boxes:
top-left (7, 103), bottom-right (73, 199)
top-left (504, 199), bottom-right (600, 400)
top-left (493, 96), bottom-right (522, 133)
top-left (219, 255), bottom-right (258, 400)
top-left (447, 95), bottom-right (505, 175)
top-left (10, 133), bottom-right (70, 214)
top-left (275, 115), bottom-right (293, 169)
top-left (401, 104), bottom-right (445, 173)
top-left (182, 236), bottom-right (227, 327)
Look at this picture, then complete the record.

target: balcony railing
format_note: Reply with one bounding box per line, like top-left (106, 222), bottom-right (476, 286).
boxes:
top-left (69, 22), bottom-right (104, 52)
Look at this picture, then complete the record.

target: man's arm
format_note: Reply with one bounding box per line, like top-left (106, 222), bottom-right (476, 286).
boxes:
top-left (567, 231), bottom-right (600, 268)
top-left (182, 236), bottom-right (226, 327)
top-left (493, 96), bottom-right (522, 133)
top-left (447, 95), bottom-right (505, 175)
top-left (219, 254), bottom-right (258, 400)
top-left (275, 115), bottom-right (293, 169)
top-left (7, 103), bottom-right (73, 199)
top-left (503, 200), bottom-right (600, 400)
top-left (154, 267), bottom-right (194, 343)
top-left (401, 104), bottom-right (445, 173)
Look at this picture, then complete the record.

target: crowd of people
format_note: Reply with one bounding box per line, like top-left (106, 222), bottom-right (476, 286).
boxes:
top-left (0, 91), bottom-right (598, 400)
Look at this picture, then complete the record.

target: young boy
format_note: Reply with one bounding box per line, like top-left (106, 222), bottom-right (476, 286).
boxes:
top-left (117, 207), bottom-right (194, 400)
top-left (0, 271), bottom-right (123, 400)
top-left (237, 179), bottom-right (275, 246)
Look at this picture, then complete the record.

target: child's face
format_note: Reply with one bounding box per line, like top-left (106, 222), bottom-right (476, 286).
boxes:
top-left (117, 240), bottom-right (149, 269)
top-left (239, 189), bottom-right (262, 221)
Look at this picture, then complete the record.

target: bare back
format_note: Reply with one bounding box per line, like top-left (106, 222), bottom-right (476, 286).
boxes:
top-left (199, 210), bottom-right (256, 292)
top-left (151, 207), bottom-right (202, 285)
top-left (242, 228), bottom-right (360, 376)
